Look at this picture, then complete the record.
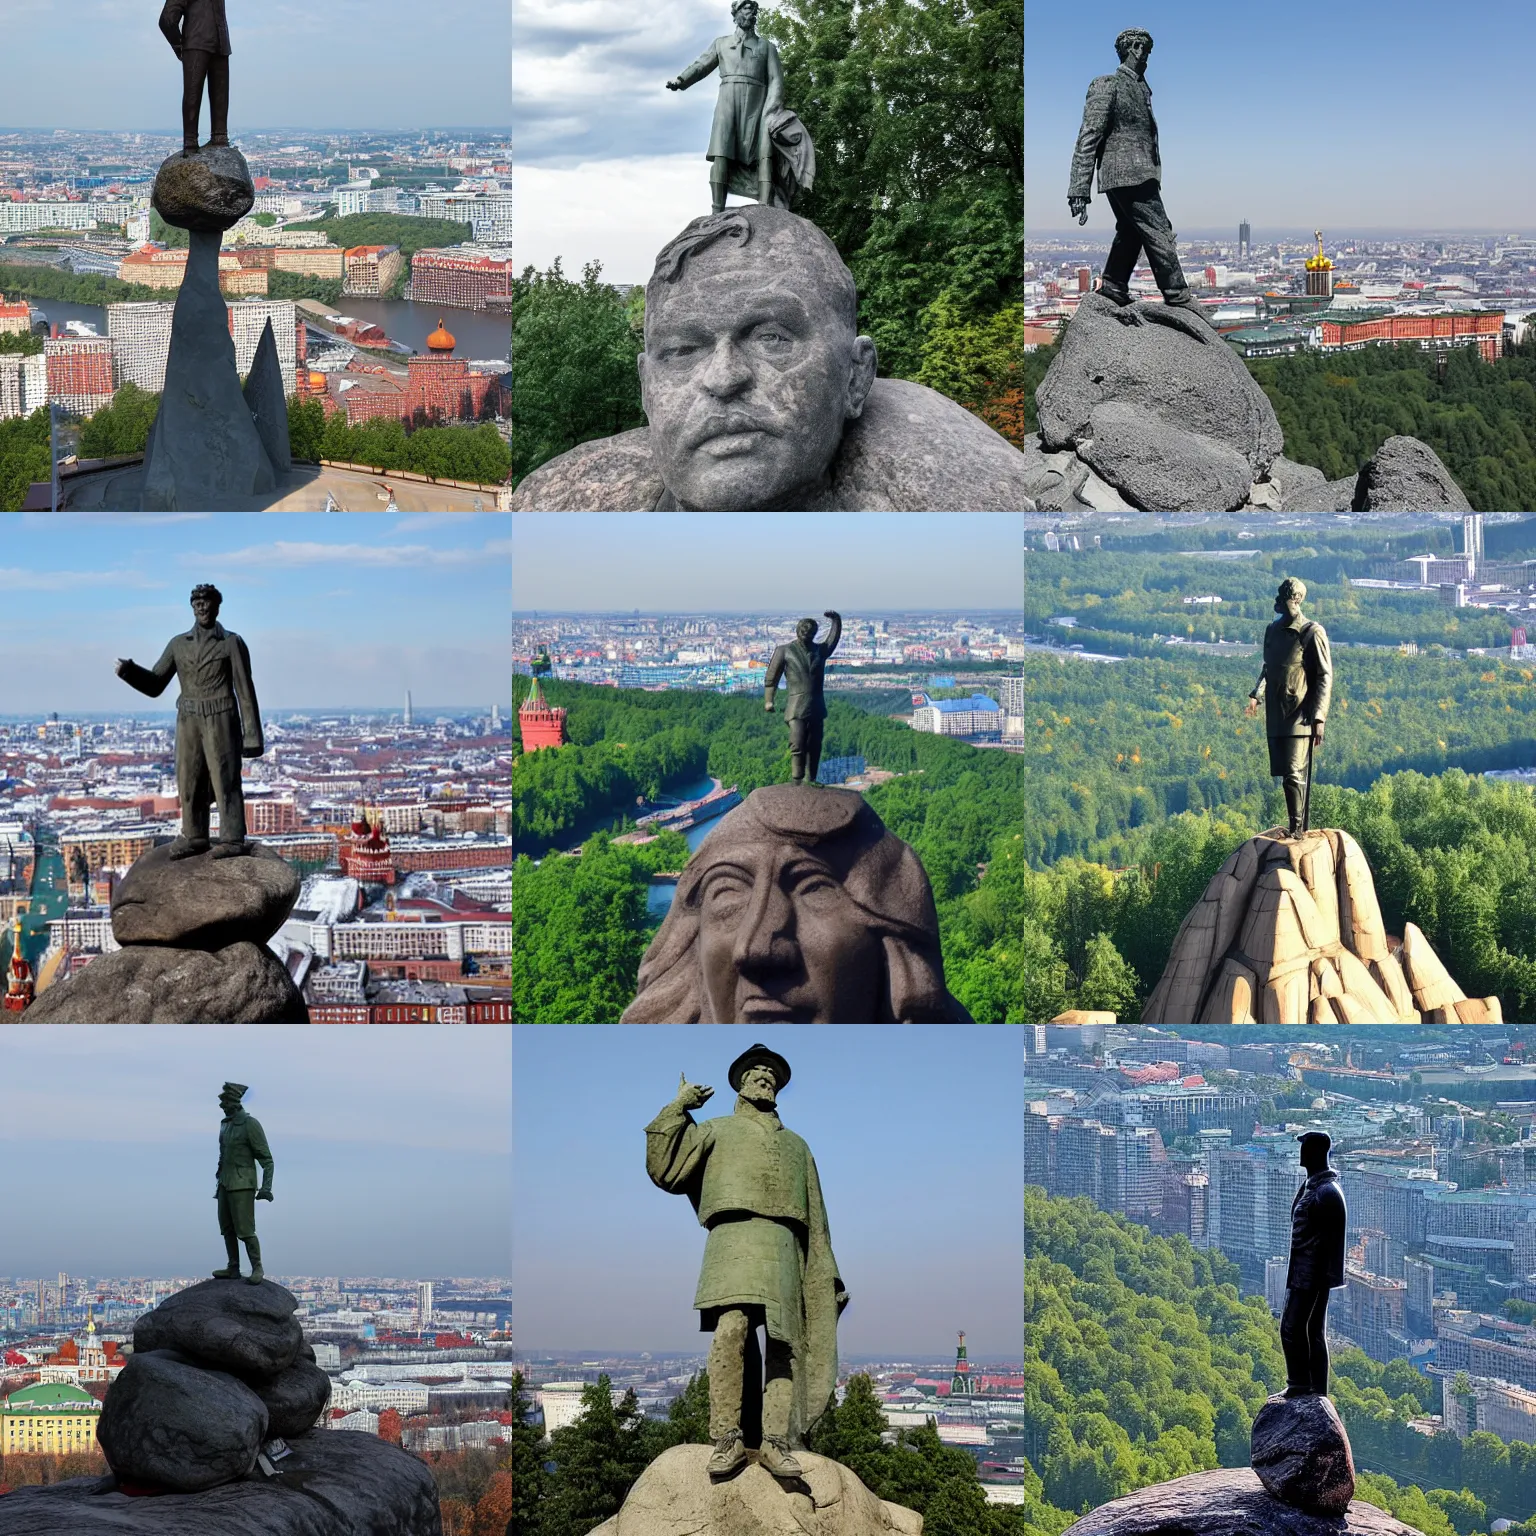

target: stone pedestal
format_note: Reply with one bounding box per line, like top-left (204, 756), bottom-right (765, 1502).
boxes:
top-left (1251, 1394), bottom-right (1356, 1517)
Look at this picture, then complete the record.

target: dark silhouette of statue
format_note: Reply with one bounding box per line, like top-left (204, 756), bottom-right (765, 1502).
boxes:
top-left (213, 1081), bottom-right (273, 1285)
top-left (159, 0), bottom-right (232, 156)
top-left (1247, 577), bottom-right (1332, 837)
top-left (764, 611), bottom-right (840, 785)
top-left (116, 584), bottom-right (264, 859)
top-left (1281, 1131), bottom-right (1346, 1397)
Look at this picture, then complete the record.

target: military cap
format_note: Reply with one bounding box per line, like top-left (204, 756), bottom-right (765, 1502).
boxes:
top-left (220, 1081), bottom-right (249, 1099)
top-left (728, 1043), bottom-right (792, 1092)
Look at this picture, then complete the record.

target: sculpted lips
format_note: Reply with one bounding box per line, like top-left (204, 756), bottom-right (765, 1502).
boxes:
top-left (686, 414), bottom-right (784, 453)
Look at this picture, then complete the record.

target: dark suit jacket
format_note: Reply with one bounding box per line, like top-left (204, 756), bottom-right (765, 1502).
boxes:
top-left (160, 0), bottom-right (232, 55)
top-left (1251, 615), bottom-right (1332, 740)
top-left (764, 620), bottom-right (841, 722)
top-left (118, 621), bottom-right (263, 754)
top-left (1286, 1169), bottom-right (1346, 1290)
top-left (1069, 63), bottom-right (1162, 199)
top-left (216, 1110), bottom-right (273, 1193)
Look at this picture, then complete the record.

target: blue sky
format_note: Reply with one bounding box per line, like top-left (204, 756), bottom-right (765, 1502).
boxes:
top-left (1, 0), bottom-right (508, 131)
top-left (1026, 0), bottom-right (1536, 235)
top-left (0, 1026), bottom-right (511, 1277)
top-left (511, 514), bottom-right (1025, 612)
top-left (512, 1025), bottom-right (1024, 1358)
top-left (0, 513), bottom-right (510, 713)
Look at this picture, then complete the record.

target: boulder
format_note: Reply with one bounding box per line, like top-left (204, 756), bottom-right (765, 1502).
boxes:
top-left (1080, 401), bottom-right (1255, 513)
top-left (111, 842), bottom-right (300, 949)
top-left (589, 1444), bottom-right (921, 1535)
top-left (96, 1349), bottom-right (268, 1493)
top-left (132, 1279), bottom-right (302, 1380)
top-left (0, 1430), bottom-right (443, 1534)
top-left (1250, 1393), bottom-right (1356, 1516)
top-left (1061, 1468), bottom-right (1424, 1536)
top-left (1285, 475), bottom-right (1357, 514)
top-left (1399, 922), bottom-right (1465, 1012)
top-left (151, 145), bottom-right (256, 233)
top-left (1355, 435), bottom-right (1471, 512)
top-left (21, 941), bottom-right (308, 1023)
top-left (1269, 455), bottom-right (1329, 496)
top-left (250, 1356), bottom-right (333, 1438)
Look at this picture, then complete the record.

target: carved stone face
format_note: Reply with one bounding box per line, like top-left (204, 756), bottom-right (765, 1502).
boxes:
top-left (733, 0), bottom-right (759, 28)
top-left (695, 840), bottom-right (882, 1022)
top-left (641, 259), bottom-right (875, 511)
top-left (191, 594), bottom-right (220, 628)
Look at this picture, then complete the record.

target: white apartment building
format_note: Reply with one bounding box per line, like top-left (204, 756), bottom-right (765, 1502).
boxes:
top-left (0, 351), bottom-right (48, 421)
top-left (229, 299), bottom-right (299, 397)
top-left (107, 302), bottom-right (175, 392)
top-left (0, 202), bottom-right (101, 233)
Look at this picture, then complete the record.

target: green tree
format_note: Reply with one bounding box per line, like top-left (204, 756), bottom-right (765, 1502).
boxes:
top-left (509, 1372), bottom-right (548, 1536)
top-left (0, 406), bottom-right (51, 512)
top-left (533, 1377), bottom-right (665, 1536)
top-left (79, 383), bottom-right (159, 458)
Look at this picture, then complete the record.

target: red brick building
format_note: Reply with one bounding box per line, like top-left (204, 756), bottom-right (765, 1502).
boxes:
top-left (390, 840), bottom-right (512, 873)
top-left (518, 677), bottom-right (566, 751)
top-left (46, 335), bottom-right (114, 415)
top-left (341, 817), bottom-right (396, 884)
top-left (410, 250), bottom-right (514, 311)
top-left (335, 354), bottom-right (504, 426)
top-left (1317, 309), bottom-right (1504, 363)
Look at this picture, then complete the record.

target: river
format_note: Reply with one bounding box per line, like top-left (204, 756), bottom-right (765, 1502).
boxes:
top-left (644, 775), bottom-right (733, 919)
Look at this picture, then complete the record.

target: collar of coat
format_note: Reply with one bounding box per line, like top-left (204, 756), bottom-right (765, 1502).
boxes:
top-left (734, 1096), bottom-right (782, 1128)
top-left (184, 620), bottom-right (228, 643)
top-left (1303, 1168), bottom-right (1337, 1188)
top-left (1117, 62), bottom-right (1149, 92)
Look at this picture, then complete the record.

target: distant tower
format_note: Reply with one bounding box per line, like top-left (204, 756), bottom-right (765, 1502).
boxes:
top-left (491, 701), bottom-right (502, 730)
top-left (1305, 230), bottom-right (1334, 299)
top-left (343, 815), bottom-right (396, 885)
top-left (950, 1330), bottom-right (972, 1397)
top-left (1239, 220), bottom-right (1251, 259)
top-left (1463, 513), bottom-right (1484, 580)
top-left (418, 1280), bottom-right (434, 1333)
top-left (3, 914), bottom-right (33, 1013)
top-left (404, 690), bottom-right (413, 727)
top-left (519, 676), bottom-right (566, 752)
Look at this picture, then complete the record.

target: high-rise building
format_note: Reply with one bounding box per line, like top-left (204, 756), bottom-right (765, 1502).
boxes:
top-left (410, 249), bottom-right (514, 312)
top-left (1463, 513), bottom-right (1485, 579)
top-left (1265, 1255), bottom-right (1289, 1316)
top-left (46, 336), bottom-right (115, 416)
top-left (0, 350), bottom-right (48, 421)
top-left (229, 299), bottom-right (301, 397)
top-left (405, 691), bottom-right (413, 727)
top-left (418, 1281), bottom-right (434, 1331)
top-left (1000, 676), bottom-right (1025, 715)
top-left (1239, 220), bottom-right (1251, 259)
top-left (0, 202), bottom-right (99, 233)
top-left (107, 301), bottom-right (175, 392)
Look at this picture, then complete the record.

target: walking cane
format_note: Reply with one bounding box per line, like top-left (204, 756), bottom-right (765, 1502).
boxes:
top-left (1301, 729), bottom-right (1315, 835)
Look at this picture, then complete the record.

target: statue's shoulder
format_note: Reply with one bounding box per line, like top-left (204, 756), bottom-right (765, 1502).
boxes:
top-left (509, 428), bottom-right (663, 511)
top-left (830, 377), bottom-right (1036, 512)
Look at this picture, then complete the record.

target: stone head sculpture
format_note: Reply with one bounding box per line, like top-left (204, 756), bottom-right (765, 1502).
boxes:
top-left (621, 785), bottom-right (972, 1022)
top-left (639, 205), bottom-right (878, 510)
top-left (1115, 27), bottom-right (1153, 69)
top-left (1276, 576), bottom-right (1306, 617)
top-left (795, 617), bottom-right (819, 643)
top-left (191, 583), bottom-right (223, 625)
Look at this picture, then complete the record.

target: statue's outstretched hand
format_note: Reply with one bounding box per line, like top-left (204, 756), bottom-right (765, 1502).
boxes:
top-left (676, 1071), bottom-right (714, 1111)
top-left (1244, 697), bottom-right (1258, 717)
top-left (666, 76), bottom-right (684, 91)
top-left (115, 659), bottom-right (131, 677)
top-left (824, 610), bottom-right (840, 623)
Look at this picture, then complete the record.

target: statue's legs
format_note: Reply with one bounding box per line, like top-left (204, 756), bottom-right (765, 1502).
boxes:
top-left (757, 145), bottom-right (774, 206)
top-left (180, 50), bottom-right (229, 153)
top-left (1272, 735), bottom-right (1308, 837)
top-left (202, 707), bottom-right (250, 857)
top-left (213, 1186), bottom-right (243, 1278)
top-left (171, 714), bottom-right (214, 857)
top-left (758, 1335), bottom-right (804, 1481)
top-left (709, 158), bottom-right (729, 216)
top-left (1104, 181), bottom-right (1193, 306)
top-left (706, 1307), bottom-right (750, 1477)
top-left (788, 719), bottom-right (810, 784)
top-left (1280, 1285), bottom-right (1329, 1395)
top-left (244, 1234), bottom-right (264, 1286)
top-left (804, 719), bottom-right (825, 785)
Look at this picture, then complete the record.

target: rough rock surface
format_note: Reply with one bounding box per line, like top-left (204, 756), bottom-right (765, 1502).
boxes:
top-left (97, 1349), bottom-right (268, 1493)
top-left (1250, 1394), bottom-right (1356, 1516)
top-left (1284, 475), bottom-right (1357, 513)
top-left (139, 228), bottom-right (278, 511)
top-left (250, 1356), bottom-right (334, 1438)
top-left (21, 940), bottom-right (308, 1023)
top-left (1141, 829), bottom-right (1501, 1025)
top-left (1355, 435), bottom-right (1472, 512)
top-left (1061, 1468), bottom-right (1424, 1536)
top-left (509, 377), bottom-right (1034, 511)
top-left (134, 1280), bottom-right (303, 1380)
top-left (1081, 400), bottom-right (1255, 514)
top-left (151, 145), bottom-right (256, 232)
top-left (111, 842), bottom-right (301, 949)
top-left (589, 1444), bottom-right (922, 1536)
top-left (0, 1431), bottom-right (443, 1534)
top-left (244, 318), bottom-right (294, 475)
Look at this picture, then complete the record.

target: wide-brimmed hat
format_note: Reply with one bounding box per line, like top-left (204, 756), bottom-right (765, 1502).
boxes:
top-left (728, 1043), bottom-right (792, 1092)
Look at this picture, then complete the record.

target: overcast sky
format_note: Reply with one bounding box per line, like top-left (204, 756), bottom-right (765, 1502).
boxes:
top-left (511, 514), bottom-right (1025, 612)
top-left (1, 0), bottom-right (508, 132)
top-left (513, 1025), bottom-right (1023, 1358)
top-left (0, 1027), bottom-right (510, 1277)
top-left (0, 513), bottom-right (510, 714)
top-left (1027, 0), bottom-right (1536, 236)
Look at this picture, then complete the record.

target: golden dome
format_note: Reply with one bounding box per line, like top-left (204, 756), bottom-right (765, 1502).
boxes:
top-left (426, 317), bottom-right (456, 352)
top-left (1306, 229), bottom-right (1333, 272)
top-left (307, 370), bottom-right (327, 390)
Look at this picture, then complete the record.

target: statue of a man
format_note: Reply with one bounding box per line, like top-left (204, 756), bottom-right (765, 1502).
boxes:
top-left (764, 611), bottom-right (840, 785)
top-left (1068, 28), bottom-right (1198, 310)
top-left (1281, 1131), bottom-right (1346, 1397)
top-left (646, 1045), bottom-right (846, 1482)
top-left (116, 584), bottom-right (264, 860)
top-left (158, 0), bottom-right (232, 157)
top-left (1246, 577), bottom-right (1332, 838)
top-left (214, 1081), bottom-right (273, 1285)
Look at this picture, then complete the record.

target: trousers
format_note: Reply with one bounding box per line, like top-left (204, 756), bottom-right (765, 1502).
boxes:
top-left (788, 717), bottom-right (824, 782)
top-left (1280, 1286), bottom-right (1330, 1394)
top-left (1103, 180), bottom-right (1191, 300)
top-left (182, 49), bottom-right (229, 148)
top-left (177, 706), bottom-right (247, 845)
top-left (708, 1305), bottom-right (794, 1443)
top-left (1269, 734), bottom-right (1312, 831)
top-left (217, 1186), bottom-right (256, 1243)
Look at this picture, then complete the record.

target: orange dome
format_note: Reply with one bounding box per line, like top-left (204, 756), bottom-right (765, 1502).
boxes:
top-left (426, 316), bottom-right (456, 352)
top-left (307, 371), bottom-right (327, 390)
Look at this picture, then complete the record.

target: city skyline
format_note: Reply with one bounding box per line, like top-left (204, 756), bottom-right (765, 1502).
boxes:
top-left (513, 1025), bottom-right (1024, 1357)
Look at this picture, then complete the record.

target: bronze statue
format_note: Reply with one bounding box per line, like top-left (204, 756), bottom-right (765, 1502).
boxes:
top-left (116, 584), bottom-right (264, 859)
top-left (646, 1044), bottom-right (846, 1482)
top-left (159, 0), bottom-right (232, 157)
top-left (764, 611), bottom-right (840, 785)
top-left (1247, 577), bottom-right (1332, 837)
top-left (1281, 1131), bottom-right (1346, 1396)
top-left (213, 1081), bottom-right (273, 1285)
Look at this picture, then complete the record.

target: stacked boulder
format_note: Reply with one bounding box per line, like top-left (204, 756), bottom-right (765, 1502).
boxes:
top-left (1025, 293), bottom-right (1472, 512)
top-left (1142, 828), bottom-right (1502, 1025)
top-left (22, 842), bottom-right (307, 1022)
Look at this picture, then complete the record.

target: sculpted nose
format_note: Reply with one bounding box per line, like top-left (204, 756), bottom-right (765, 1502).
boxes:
top-left (700, 336), bottom-right (752, 400)
top-left (732, 874), bottom-right (798, 976)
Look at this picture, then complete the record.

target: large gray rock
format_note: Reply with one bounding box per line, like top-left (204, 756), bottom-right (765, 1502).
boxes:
top-left (111, 841), bottom-right (300, 949)
top-left (1251, 1394), bottom-right (1356, 1516)
top-left (250, 1356), bottom-right (333, 1438)
top-left (590, 1444), bottom-right (922, 1535)
top-left (1062, 1468), bottom-right (1424, 1536)
top-left (133, 1279), bottom-right (303, 1380)
top-left (21, 941), bottom-right (308, 1023)
top-left (1285, 474), bottom-right (1357, 513)
top-left (509, 377), bottom-right (1035, 511)
top-left (1268, 455), bottom-right (1328, 496)
top-left (244, 318), bottom-right (293, 475)
top-left (0, 1430), bottom-right (443, 1534)
top-left (96, 1349), bottom-right (268, 1493)
top-left (151, 145), bottom-right (256, 233)
top-left (1037, 293), bottom-right (1284, 481)
top-left (1354, 434), bottom-right (1471, 511)
top-left (139, 229), bottom-right (278, 512)
top-left (1081, 400), bottom-right (1254, 513)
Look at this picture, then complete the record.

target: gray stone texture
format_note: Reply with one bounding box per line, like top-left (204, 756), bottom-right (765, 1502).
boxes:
top-left (1284, 475), bottom-right (1357, 513)
top-left (139, 228), bottom-right (278, 512)
top-left (111, 842), bottom-right (300, 949)
top-left (1081, 401), bottom-right (1254, 514)
top-left (250, 1356), bottom-right (334, 1439)
top-left (1268, 455), bottom-right (1328, 496)
top-left (133, 1278), bottom-right (303, 1380)
top-left (589, 1444), bottom-right (922, 1536)
top-left (244, 318), bottom-right (293, 475)
top-left (1061, 1469), bottom-right (1423, 1536)
top-left (1354, 434), bottom-right (1472, 512)
top-left (0, 1431), bottom-right (444, 1535)
top-left (1250, 1394), bottom-right (1357, 1516)
top-left (152, 145), bottom-right (257, 233)
top-left (21, 941), bottom-right (308, 1023)
top-left (96, 1349), bottom-right (269, 1493)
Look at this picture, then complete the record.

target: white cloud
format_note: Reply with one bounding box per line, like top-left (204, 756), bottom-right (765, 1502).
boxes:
top-left (190, 539), bottom-right (512, 569)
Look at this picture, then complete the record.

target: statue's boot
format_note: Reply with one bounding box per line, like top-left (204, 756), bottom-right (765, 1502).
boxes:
top-left (790, 751), bottom-right (805, 785)
top-left (167, 835), bottom-right (211, 860)
top-left (1098, 279), bottom-right (1132, 306)
top-left (211, 839), bottom-right (250, 860)
top-left (213, 1235), bottom-right (241, 1279)
top-left (707, 1429), bottom-right (747, 1479)
top-left (1284, 781), bottom-right (1304, 837)
top-left (208, 134), bottom-right (230, 148)
top-left (244, 1237), bottom-right (264, 1286)
top-left (759, 1436), bottom-right (804, 1481)
top-left (710, 164), bottom-right (728, 217)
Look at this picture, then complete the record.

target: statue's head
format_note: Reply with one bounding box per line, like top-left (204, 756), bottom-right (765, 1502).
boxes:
top-left (1297, 1129), bottom-right (1331, 1173)
top-left (1114, 27), bottom-right (1153, 67)
top-left (621, 785), bottom-right (972, 1023)
top-left (190, 583), bottom-right (223, 627)
top-left (640, 206), bottom-right (877, 510)
top-left (1275, 576), bottom-right (1306, 617)
top-left (731, 0), bottom-right (759, 25)
top-left (219, 1080), bottom-right (248, 1113)
top-left (728, 1043), bottom-right (791, 1109)
top-left (795, 617), bottom-right (819, 644)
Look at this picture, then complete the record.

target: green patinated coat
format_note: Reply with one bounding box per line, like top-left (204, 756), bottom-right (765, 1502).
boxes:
top-left (646, 1096), bottom-right (845, 1439)
top-left (216, 1109), bottom-right (274, 1192)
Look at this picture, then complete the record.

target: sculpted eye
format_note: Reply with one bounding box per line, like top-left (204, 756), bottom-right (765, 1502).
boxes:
top-left (750, 325), bottom-right (794, 353)
top-left (788, 867), bottom-right (840, 903)
top-left (701, 870), bottom-right (752, 912)
top-left (658, 342), bottom-right (701, 364)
